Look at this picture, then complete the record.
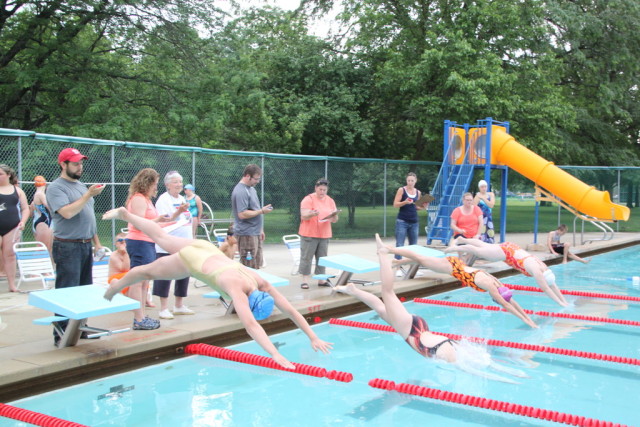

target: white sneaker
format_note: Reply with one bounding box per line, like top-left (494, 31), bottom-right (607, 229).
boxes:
top-left (395, 268), bottom-right (405, 278)
top-left (159, 309), bottom-right (174, 320)
top-left (173, 306), bottom-right (194, 315)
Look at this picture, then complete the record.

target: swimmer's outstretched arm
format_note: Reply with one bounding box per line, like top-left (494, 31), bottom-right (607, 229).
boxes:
top-left (268, 285), bottom-right (334, 354)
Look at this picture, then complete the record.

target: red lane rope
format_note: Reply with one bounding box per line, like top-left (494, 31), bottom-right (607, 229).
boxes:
top-left (368, 378), bottom-right (628, 427)
top-left (414, 298), bottom-right (640, 327)
top-left (328, 318), bottom-right (640, 366)
top-left (0, 403), bottom-right (88, 427)
top-left (185, 343), bottom-right (353, 383)
top-left (504, 284), bottom-right (640, 303)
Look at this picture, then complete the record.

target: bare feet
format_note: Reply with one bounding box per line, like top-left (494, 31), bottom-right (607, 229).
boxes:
top-left (375, 233), bottom-right (389, 255)
top-left (102, 207), bottom-right (127, 221)
top-left (581, 258), bottom-right (591, 264)
top-left (334, 283), bottom-right (358, 295)
top-left (104, 281), bottom-right (119, 301)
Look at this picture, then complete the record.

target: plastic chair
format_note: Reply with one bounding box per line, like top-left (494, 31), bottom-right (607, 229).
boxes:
top-left (213, 228), bottom-right (228, 246)
top-left (198, 201), bottom-right (233, 242)
top-left (282, 234), bottom-right (303, 275)
top-left (13, 241), bottom-right (55, 290)
top-left (92, 247), bottom-right (113, 286)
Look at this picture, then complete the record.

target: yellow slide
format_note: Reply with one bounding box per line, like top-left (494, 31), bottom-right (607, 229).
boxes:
top-left (488, 126), bottom-right (629, 221)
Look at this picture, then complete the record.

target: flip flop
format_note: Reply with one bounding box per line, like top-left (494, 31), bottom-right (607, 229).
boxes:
top-left (300, 283), bottom-right (309, 289)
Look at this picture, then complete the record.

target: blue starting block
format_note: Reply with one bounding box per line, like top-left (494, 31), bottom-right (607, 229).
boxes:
top-left (318, 254), bottom-right (380, 287)
top-left (29, 284), bottom-right (140, 347)
top-left (203, 268), bottom-right (290, 315)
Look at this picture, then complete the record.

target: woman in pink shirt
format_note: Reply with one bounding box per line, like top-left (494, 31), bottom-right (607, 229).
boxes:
top-left (450, 192), bottom-right (483, 239)
top-left (298, 178), bottom-right (339, 289)
top-left (125, 168), bottom-right (170, 330)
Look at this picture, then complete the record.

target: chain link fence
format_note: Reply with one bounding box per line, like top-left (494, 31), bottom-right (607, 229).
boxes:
top-left (3, 129), bottom-right (639, 250)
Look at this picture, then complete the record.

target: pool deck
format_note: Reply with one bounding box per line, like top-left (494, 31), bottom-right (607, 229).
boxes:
top-left (0, 231), bottom-right (637, 401)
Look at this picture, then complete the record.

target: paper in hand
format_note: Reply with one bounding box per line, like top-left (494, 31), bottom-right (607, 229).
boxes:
top-left (321, 209), bottom-right (341, 221)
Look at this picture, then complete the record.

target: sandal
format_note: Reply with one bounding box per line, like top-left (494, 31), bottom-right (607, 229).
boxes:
top-left (317, 281), bottom-right (332, 287)
top-left (300, 283), bottom-right (309, 289)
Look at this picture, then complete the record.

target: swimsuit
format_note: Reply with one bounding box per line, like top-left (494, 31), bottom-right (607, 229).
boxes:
top-left (405, 315), bottom-right (456, 358)
top-left (0, 187), bottom-right (21, 237)
top-left (446, 256), bottom-right (484, 292)
top-left (178, 240), bottom-right (257, 299)
top-left (499, 242), bottom-right (546, 277)
top-left (33, 203), bottom-right (52, 232)
top-left (186, 196), bottom-right (198, 218)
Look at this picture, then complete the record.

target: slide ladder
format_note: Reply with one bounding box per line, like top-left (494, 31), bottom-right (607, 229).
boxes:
top-left (427, 139), bottom-right (475, 245)
top-left (535, 186), bottom-right (615, 244)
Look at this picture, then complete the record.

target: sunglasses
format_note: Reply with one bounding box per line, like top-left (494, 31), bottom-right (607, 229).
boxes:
top-left (116, 238), bottom-right (126, 242)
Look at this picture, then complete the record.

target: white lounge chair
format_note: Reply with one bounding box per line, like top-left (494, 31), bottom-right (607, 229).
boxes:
top-left (13, 241), bottom-right (55, 290)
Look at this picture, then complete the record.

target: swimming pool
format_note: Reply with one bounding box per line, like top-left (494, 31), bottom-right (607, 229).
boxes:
top-left (4, 247), bottom-right (640, 426)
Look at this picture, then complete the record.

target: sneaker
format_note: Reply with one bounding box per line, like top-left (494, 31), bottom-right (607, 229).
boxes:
top-left (159, 309), bottom-right (174, 319)
top-left (173, 306), bottom-right (194, 315)
top-left (133, 317), bottom-right (160, 330)
top-left (395, 268), bottom-right (405, 278)
top-left (144, 316), bottom-right (161, 327)
top-left (415, 271), bottom-right (425, 277)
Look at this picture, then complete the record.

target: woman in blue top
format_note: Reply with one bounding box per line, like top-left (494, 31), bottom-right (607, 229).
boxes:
top-left (474, 180), bottom-right (495, 243)
top-left (393, 172), bottom-right (428, 261)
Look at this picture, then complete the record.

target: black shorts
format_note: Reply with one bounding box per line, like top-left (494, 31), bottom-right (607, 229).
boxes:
top-left (552, 244), bottom-right (565, 255)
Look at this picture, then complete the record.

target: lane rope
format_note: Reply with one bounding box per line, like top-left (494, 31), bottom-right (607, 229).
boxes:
top-left (368, 378), bottom-right (628, 427)
top-left (328, 318), bottom-right (640, 366)
top-left (504, 284), bottom-right (640, 303)
top-left (185, 343), bottom-right (353, 382)
top-left (0, 403), bottom-right (88, 427)
top-left (413, 298), bottom-right (640, 327)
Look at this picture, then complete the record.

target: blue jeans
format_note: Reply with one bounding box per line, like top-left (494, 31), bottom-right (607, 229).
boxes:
top-left (51, 240), bottom-right (93, 341)
top-left (395, 219), bottom-right (419, 260)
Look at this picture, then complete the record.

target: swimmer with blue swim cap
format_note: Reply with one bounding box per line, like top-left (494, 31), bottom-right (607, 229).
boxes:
top-left (102, 207), bottom-right (333, 369)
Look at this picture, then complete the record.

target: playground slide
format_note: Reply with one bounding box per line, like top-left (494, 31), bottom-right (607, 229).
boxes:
top-left (489, 127), bottom-right (630, 222)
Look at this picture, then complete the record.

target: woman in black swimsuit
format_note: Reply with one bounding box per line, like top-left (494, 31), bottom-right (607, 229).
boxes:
top-left (335, 234), bottom-right (457, 363)
top-left (0, 164), bottom-right (30, 292)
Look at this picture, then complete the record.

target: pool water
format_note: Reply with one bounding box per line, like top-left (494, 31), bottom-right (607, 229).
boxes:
top-left (4, 247), bottom-right (640, 426)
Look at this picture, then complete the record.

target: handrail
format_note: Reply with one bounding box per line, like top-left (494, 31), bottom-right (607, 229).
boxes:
top-left (535, 186), bottom-right (616, 244)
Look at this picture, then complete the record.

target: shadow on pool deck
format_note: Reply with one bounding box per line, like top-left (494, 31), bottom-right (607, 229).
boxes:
top-left (0, 232), bottom-right (637, 401)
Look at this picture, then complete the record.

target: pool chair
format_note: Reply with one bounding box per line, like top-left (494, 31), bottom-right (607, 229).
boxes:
top-left (213, 228), bottom-right (228, 246)
top-left (197, 201), bottom-right (233, 242)
top-left (92, 247), bottom-right (113, 286)
top-left (13, 241), bottom-right (55, 290)
top-left (282, 234), bottom-right (303, 275)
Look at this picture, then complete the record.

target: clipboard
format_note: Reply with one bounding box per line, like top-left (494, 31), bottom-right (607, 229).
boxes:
top-left (416, 193), bottom-right (434, 206)
top-left (320, 209), bottom-right (341, 221)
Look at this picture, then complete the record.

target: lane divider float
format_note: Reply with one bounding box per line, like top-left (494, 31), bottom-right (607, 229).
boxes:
top-left (328, 318), bottom-right (640, 366)
top-left (185, 343), bottom-right (353, 382)
top-left (368, 378), bottom-right (628, 427)
top-left (0, 403), bottom-right (88, 427)
top-left (504, 284), bottom-right (640, 303)
top-left (414, 298), bottom-right (640, 327)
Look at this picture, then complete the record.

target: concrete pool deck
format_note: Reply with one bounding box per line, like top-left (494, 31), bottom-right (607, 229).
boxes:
top-left (0, 231), bottom-right (637, 401)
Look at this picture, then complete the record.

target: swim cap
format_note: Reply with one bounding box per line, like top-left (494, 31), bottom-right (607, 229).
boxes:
top-left (248, 290), bottom-right (274, 320)
top-left (498, 286), bottom-right (513, 302)
top-left (478, 180), bottom-right (488, 189)
top-left (34, 176), bottom-right (46, 187)
top-left (543, 269), bottom-right (556, 286)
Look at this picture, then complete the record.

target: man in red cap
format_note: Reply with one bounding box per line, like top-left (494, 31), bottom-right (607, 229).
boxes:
top-left (46, 147), bottom-right (106, 346)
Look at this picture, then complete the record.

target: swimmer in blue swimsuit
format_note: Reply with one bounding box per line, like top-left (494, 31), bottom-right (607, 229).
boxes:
top-left (334, 234), bottom-right (457, 362)
top-left (102, 206), bottom-right (333, 369)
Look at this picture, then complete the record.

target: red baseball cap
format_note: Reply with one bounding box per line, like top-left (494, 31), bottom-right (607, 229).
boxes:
top-left (58, 148), bottom-right (88, 163)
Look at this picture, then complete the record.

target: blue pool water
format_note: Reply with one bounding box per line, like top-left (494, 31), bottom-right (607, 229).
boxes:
top-left (4, 247), bottom-right (640, 426)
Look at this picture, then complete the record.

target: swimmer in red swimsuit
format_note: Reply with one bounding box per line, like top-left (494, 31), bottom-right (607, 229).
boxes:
top-left (444, 237), bottom-right (568, 307)
top-left (334, 235), bottom-right (457, 362)
top-left (389, 241), bottom-right (538, 328)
